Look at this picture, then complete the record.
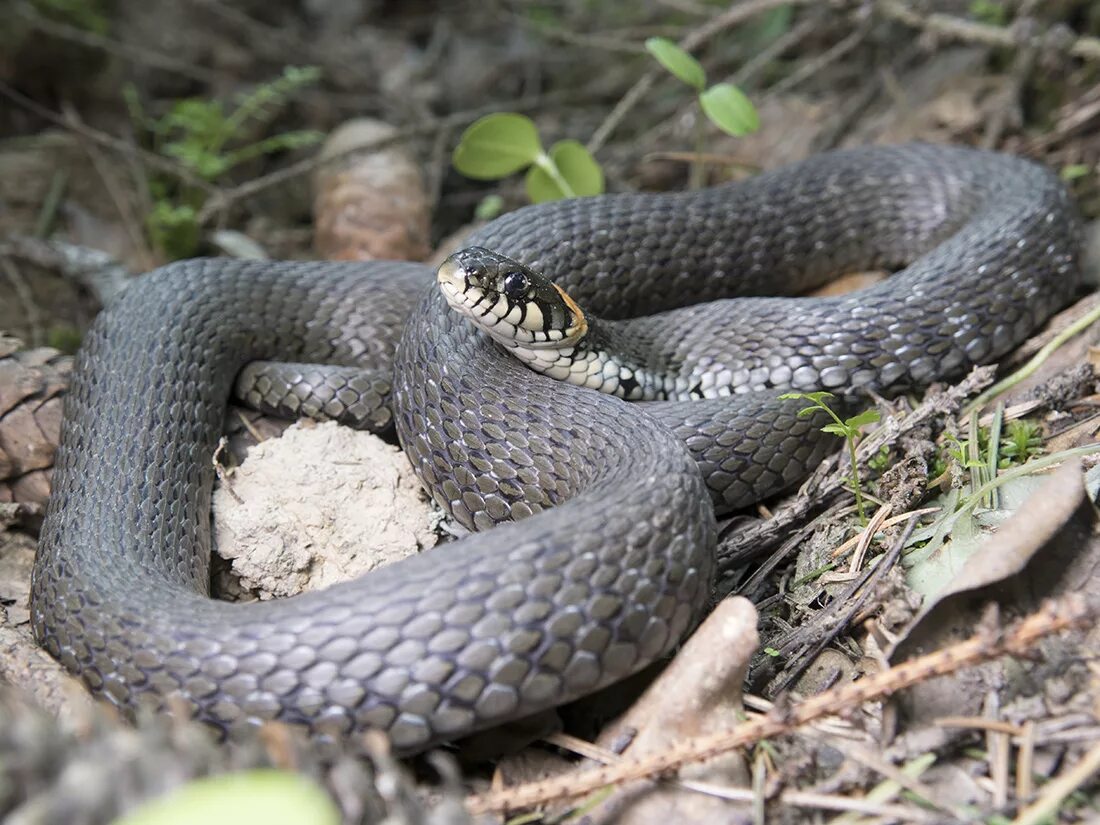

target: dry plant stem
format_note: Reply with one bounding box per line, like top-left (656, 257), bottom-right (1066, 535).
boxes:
top-left (586, 0), bottom-right (826, 153)
top-left (465, 594), bottom-right (1091, 816)
top-left (767, 18), bottom-right (871, 97)
top-left (1029, 81), bottom-right (1100, 151)
top-left (679, 782), bottom-right (943, 822)
top-left (62, 103), bottom-right (154, 268)
top-left (981, 32), bottom-right (1035, 151)
top-left (1016, 720), bottom-right (1036, 803)
top-left (876, 0), bottom-right (1100, 61)
top-left (829, 507), bottom-right (939, 561)
top-left (733, 15), bottom-right (819, 88)
top-left (1012, 738), bottom-right (1100, 825)
top-left (13, 1), bottom-right (225, 84)
top-left (721, 366), bottom-right (997, 579)
top-left (0, 81), bottom-right (220, 199)
top-left (966, 301), bottom-right (1100, 415)
top-left (0, 258), bottom-right (44, 346)
top-left (183, 0), bottom-right (369, 82)
top-left (551, 727), bottom-right (943, 822)
top-left (494, 3), bottom-right (648, 54)
top-left (770, 517), bottom-right (915, 695)
top-left (802, 733), bottom-right (966, 821)
top-left (734, 503), bottom-right (852, 601)
top-left (197, 91), bottom-right (591, 224)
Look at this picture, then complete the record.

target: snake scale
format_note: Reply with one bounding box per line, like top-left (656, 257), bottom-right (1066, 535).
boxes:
top-left (30, 144), bottom-right (1082, 753)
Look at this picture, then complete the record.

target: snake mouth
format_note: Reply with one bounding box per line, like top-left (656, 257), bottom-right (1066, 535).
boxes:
top-left (437, 247), bottom-right (587, 348)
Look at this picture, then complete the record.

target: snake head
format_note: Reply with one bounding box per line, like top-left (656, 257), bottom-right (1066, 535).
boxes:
top-left (437, 246), bottom-right (588, 348)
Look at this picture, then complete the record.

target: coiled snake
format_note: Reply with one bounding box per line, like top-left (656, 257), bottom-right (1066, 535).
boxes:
top-left (30, 144), bottom-right (1081, 753)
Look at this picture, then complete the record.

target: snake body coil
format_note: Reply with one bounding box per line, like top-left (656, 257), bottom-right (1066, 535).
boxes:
top-left (31, 144), bottom-right (1081, 752)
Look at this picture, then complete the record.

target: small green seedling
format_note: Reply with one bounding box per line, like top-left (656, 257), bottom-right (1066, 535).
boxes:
top-left (1060, 163), bottom-right (1092, 182)
top-left (645, 37), bottom-right (760, 188)
top-left (968, 0), bottom-right (1007, 26)
top-left (33, 0), bottom-right (109, 33)
top-left (934, 419), bottom-right (1043, 480)
top-left (778, 391), bottom-right (880, 525)
top-left (452, 113), bottom-right (604, 204)
top-left (126, 65), bottom-right (324, 259)
top-left (474, 194), bottom-right (505, 221)
top-left (998, 419), bottom-right (1043, 467)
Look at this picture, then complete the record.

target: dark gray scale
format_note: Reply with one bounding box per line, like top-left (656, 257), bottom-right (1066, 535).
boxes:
top-left (236, 362), bottom-right (393, 432)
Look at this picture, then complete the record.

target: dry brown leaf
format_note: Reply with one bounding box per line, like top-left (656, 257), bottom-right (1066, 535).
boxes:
top-left (890, 460), bottom-right (1098, 723)
top-left (584, 598), bottom-right (759, 824)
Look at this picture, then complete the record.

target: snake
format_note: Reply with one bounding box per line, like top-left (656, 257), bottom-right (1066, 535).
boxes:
top-left (30, 144), bottom-right (1082, 754)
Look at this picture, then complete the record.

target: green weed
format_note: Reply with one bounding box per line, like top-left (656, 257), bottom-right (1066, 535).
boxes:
top-left (645, 37), bottom-right (759, 188)
top-left (126, 65), bottom-right (323, 260)
top-left (778, 391), bottom-right (881, 525)
top-left (451, 113), bottom-right (603, 204)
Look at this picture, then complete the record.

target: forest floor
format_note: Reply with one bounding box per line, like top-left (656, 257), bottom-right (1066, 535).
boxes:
top-left (2, 1), bottom-right (1100, 823)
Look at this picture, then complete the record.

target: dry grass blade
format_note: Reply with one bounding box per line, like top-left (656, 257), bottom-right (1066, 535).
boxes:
top-left (466, 595), bottom-right (1092, 816)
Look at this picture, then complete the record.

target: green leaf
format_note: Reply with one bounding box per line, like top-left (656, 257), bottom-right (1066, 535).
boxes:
top-left (46, 322), bottom-right (82, 354)
top-left (525, 139), bottom-right (603, 203)
top-left (739, 5), bottom-right (793, 47)
top-left (821, 423), bottom-right (848, 436)
top-left (525, 160), bottom-right (567, 203)
top-left (645, 37), bottom-right (706, 91)
top-left (475, 194), bottom-right (505, 221)
top-left (780, 390), bottom-right (833, 404)
top-left (548, 139), bottom-right (604, 196)
top-left (699, 83), bottom-right (760, 137)
top-left (1060, 163), bottom-right (1091, 181)
top-left (968, 0), bottom-right (1006, 25)
top-left (453, 113), bottom-right (543, 180)
top-left (844, 409), bottom-right (881, 429)
top-left (147, 202), bottom-right (200, 260)
top-left (110, 770), bottom-right (340, 825)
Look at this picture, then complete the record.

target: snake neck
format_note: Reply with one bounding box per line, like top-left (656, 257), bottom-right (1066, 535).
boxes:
top-left (502, 316), bottom-right (687, 401)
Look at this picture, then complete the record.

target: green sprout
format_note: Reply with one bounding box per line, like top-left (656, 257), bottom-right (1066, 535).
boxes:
top-left (1060, 163), bottom-right (1092, 182)
top-left (645, 37), bottom-right (760, 188)
top-left (934, 419), bottom-right (1043, 480)
top-left (451, 113), bottom-right (604, 204)
top-left (126, 65), bottom-right (324, 260)
top-left (779, 391), bottom-right (881, 525)
top-left (968, 0), bottom-right (1007, 26)
top-left (998, 419), bottom-right (1043, 467)
top-left (32, 0), bottom-right (108, 33)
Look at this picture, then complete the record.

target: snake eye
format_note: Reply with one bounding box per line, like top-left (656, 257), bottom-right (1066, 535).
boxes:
top-left (502, 271), bottom-right (530, 300)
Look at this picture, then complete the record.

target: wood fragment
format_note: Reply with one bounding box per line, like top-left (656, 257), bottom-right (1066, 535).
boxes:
top-left (465, 595), bottom-right (1092, 815)
top-left (1012, 738), bottom-right (1100, 825)
top-left (876, 0), bottom-right (1100, 62)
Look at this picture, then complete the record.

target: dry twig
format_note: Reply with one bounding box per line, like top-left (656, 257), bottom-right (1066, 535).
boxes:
top-left (876, 0), bottom-right (1100, 62)
top-left (1012, 738), bottom-right (1100, 825)
top-left (466, 594), bottom-right (1092, 815)
top-left (0, 81), bottom-right (220, 199)
top-left (13, 0), bottom-right (224, 84)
